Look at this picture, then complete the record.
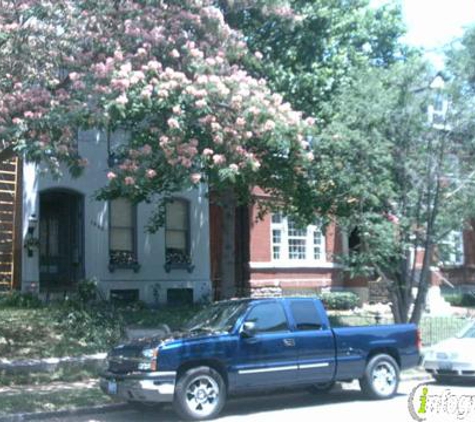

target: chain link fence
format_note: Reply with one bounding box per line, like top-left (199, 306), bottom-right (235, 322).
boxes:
top-left (329, 313), bottom-right (474, 346)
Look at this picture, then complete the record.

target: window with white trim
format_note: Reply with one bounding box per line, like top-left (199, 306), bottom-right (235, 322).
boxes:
top-left (271, 213), bottom-right (325, 263)
top-left (439, 231), bottom-right (464, 266)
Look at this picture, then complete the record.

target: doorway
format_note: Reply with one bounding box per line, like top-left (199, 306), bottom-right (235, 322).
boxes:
top-left (39, 190), bottom-right (84, 293)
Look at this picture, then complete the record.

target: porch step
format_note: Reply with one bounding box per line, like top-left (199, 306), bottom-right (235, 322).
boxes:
top-left (0, 158), bottom-right (19, 291)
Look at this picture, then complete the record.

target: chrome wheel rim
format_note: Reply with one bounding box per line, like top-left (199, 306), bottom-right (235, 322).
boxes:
top-left (185, 375), bottom-right (220, 417)
top-left (372, 362), bottom-right (397, 396)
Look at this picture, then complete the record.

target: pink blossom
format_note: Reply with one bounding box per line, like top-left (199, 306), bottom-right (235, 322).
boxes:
top-left (170, 49), bottom-right (180, 58)
top-left (167, 118), bottom-right (180, 129)
top-left (130, 71), bottom-right (146, 84)
top-left (229, 163), bottom-right (239, 172)
top-left (236, 117), bottom-right (246, 127)
top-left (172, 105), bottom-right (182, 115)
top-left (195, 99), bottom-right (207, 108)
top-left (72, 80), bottom-right (86, 90)
top-left (116, 94), bottom-right (129, 105)
top-left (124, 176), bottom-right (135, 185)
top-left (147, 60), bottom-right (162, 71)
top-left (69, 72), bottom-right (80, 81)
top-left (146, 169), bottom-right (157, 179)
top-left (137, 48), bottom-right (147, 57)
top-left (202, 148), bottom-right (214, 156)
top-left (386, 213), bottom-right (400, 225)
top-left (190, 173), bottom-right (202, 184)
top-left (120, 63), bottom-right (132, 74)
top-left (250, 159), bottom-right (261, 171)
top-left (159, 135), bottom-right (169, 146)
top-left (111, 78), bottom-right (131, 91)
top-left (213, 154), bottom-right (226, 165)
top-left (205, 57), bottom-right (216, 66)
top-left (254, 51), bottom-right (263, 60)
top-left (306, 152), bottom-right (315, 161)
top-left (305, 116), bottom-right (316, 126)
top-left (107, 172), bottom-right (117, 180)
top-left (114, 50), bottom-right (124, 61)
top-left (264, 120), bottom-right (276, 131)
top-left (141, 86), bottom-right (153, 99)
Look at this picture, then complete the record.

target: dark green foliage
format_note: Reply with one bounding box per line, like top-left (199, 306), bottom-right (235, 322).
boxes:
top-left (0, 291), bottom-right (43, 309)
top-left (319, 291), bottom-right (359, 310)
top-left (224, 0), bottom-right (406, 121)
top-left (443, 293), bottom-right (475, 308)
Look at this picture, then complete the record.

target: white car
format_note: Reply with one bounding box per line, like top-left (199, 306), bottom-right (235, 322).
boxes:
top-left (423, 321), bottom-right (475, 382)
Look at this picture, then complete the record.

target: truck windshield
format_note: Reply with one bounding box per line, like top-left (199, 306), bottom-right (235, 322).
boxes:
top-left (184, 301), bottom-right (248, 333)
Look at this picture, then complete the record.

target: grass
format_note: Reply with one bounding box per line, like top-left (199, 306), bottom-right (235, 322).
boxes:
top-left (0, 382), bottom-right (113, 417)
top-left (0, 367), bottom-right (102, 387)
top-left (0, 302), bottom-right (202, 361)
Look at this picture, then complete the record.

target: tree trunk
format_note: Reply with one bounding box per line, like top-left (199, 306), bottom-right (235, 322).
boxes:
top-left (220, 189), bottom-right (236, 299)
top-left (410, 244), bottom-right (433, 324)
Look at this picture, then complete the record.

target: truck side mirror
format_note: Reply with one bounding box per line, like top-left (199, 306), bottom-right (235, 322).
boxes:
top-left (240, 321), bottom-right (257, 338)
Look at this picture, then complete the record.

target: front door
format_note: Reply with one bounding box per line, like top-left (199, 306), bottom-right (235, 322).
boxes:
top-left (234, 302), bottom-right (298, 390)
top-left (39, 190), bottom-right (84, 292)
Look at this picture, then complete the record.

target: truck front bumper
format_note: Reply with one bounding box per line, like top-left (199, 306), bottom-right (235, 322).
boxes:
top-left (100, 370), bottom-right (176, 403)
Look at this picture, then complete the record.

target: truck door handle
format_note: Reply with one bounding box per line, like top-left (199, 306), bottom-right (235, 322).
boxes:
top-left (283, 338), bottom-right (295, 347)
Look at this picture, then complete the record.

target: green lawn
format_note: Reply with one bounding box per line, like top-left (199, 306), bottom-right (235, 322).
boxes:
top-left (0, 303), bottom-right (202, 360)
top-left (0, 384), bottom-right (113, 417)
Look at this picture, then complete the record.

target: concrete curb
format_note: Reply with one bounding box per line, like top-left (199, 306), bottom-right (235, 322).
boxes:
top-left (0, 354), bottom-right (107, 376)
top-left (0, 403), bottom-right (129, 422)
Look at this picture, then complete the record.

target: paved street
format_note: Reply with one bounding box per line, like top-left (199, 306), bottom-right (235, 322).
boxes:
top-left (47, 379), bottom-right (475, 422)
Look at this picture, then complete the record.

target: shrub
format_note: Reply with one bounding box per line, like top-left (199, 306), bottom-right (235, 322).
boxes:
top-left (319, 291), bottom-right (359, 310)
top-left (0, 291), bottom-right (43, 309)
top-left (444, 292), bottom-right (475, 308)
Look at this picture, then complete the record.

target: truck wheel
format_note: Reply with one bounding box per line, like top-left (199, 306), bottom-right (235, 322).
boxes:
top-left (173, 366), bottom-right (226, 421)
top-left (359, 354), bottom-right (399, 400)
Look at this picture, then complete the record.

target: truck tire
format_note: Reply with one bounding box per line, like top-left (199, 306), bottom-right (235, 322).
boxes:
top-left (173, 366), bottom-right (226, 421)
top-left (359, 354), bottom-right (399, 400)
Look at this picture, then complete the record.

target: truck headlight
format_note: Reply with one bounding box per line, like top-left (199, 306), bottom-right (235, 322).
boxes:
top-left (138, 348), bottom-right (158, 371)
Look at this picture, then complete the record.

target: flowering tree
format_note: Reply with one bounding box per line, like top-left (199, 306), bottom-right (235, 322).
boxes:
top-left (1, 0), bottom-right (319, 297)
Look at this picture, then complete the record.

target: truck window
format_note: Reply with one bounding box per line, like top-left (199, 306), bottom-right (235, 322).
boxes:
top-left (290, 300), bottom-right (323, 331)
top-left (245, 303), bottom-right (289, 333)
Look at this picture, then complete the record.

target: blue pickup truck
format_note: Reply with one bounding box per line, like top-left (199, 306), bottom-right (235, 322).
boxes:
top-left (100, 297), bottom-right (420, 420)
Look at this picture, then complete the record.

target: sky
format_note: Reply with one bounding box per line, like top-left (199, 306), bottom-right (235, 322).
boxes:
top-left (372, 0), bottom-right (475, 68)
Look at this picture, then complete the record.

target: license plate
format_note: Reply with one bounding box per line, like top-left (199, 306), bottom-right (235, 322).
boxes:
top-left (439, 362), bottom-right (453, 370)
top-left (107, 380), bottom-right (118, 395)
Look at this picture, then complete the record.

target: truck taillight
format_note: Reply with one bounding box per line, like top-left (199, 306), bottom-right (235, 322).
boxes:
top-left (416, 329), bottom-right (422, 350)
